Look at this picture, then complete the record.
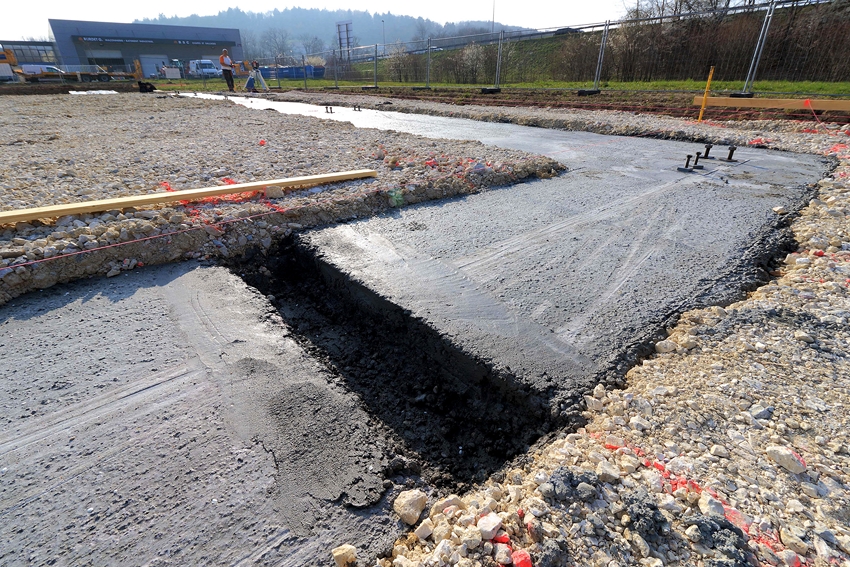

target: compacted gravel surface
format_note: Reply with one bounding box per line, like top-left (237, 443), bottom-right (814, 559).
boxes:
top-left (0, 93), bottom-right (559, 305)
top-left (1, 91), bottom-right (849, 567)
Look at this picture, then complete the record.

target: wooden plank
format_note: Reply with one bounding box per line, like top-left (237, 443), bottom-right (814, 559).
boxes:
top-left (692, 96), bottom-right (850, 111)
top-left (0, 169), bottom-right (377, 225)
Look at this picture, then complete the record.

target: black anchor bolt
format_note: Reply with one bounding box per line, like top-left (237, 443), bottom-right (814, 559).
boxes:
top-left (704, 143), bottom-right (714, 159)
top-left (693, 151), bottom-right (704, 170)
top-left (677, 154), bottom-right (694, 172)
top-left (723, 146), bottom-right (738, 162)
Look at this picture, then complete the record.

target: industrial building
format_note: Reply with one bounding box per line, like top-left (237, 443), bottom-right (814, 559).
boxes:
top-left (2, 20), bottom-right (243, 78)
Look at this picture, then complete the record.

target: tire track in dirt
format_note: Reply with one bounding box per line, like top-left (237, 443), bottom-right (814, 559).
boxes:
top-left (0, 362), bottom-right (210, 516)
top-left (0, 361), bottom-right (205, 457)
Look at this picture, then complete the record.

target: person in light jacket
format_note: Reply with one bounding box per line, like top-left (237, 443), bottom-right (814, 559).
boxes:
top-left (219, 49), bottom-right (235, 92)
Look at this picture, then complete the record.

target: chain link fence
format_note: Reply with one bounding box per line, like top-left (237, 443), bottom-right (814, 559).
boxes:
top-left (591, 0), bottom-right (850, 85)
top-left (249, 0), bottom-right (848, 94)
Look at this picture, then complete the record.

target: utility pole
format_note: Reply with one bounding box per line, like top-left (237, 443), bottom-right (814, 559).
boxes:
top-left (739, 0), bottom-right (776, 96)
top-left (426, 38), bottom-right (431, 88)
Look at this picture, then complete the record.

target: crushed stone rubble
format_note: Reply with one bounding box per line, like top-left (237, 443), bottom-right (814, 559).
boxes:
top-left (0, 93), bottom-right (560, 306)
top-left (2, 92), bottom-right (850, 567)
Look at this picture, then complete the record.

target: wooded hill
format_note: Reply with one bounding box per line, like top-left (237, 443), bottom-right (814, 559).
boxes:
top-left (136, 7), bottom-right (525, 55)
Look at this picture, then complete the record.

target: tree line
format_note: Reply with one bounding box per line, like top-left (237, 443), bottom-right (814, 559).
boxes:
top-left (138, 7), bottom-right (523, 62)
top-left (371, 0), bottom-right (850, 85)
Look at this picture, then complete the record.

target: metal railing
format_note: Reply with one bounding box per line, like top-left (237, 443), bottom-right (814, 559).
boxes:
top-left (61, 65), bottom-right (107, 73)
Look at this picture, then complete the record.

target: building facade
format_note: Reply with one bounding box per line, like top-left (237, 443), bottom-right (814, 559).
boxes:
top-left (45, 19), bottom-right (243, 77)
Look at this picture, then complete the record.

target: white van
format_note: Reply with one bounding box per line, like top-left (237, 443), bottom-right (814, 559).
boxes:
top-left (19, 65), bottom-right (68, 82)
top-left (21, 64), bottom-right (65, 75)
top-left (188, 60), bottom-right (222, 78)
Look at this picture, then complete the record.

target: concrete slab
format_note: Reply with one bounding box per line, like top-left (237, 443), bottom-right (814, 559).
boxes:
top-left (298, 136), bottom-right (826, 411)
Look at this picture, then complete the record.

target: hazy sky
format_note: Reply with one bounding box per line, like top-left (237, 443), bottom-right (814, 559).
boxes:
top-left (1, 0), bottom-right (628, 41)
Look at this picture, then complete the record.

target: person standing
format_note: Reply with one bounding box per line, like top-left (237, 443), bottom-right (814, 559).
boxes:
top-left (219, 49), bottom-right (235, 92)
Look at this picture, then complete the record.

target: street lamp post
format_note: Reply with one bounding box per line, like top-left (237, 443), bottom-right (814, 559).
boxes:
top-left (382, 19), bottom-right (385, 55)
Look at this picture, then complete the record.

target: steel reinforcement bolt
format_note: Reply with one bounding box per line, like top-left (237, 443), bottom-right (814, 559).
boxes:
top-left (704, 143), bottom-right (713, 158)
top-left (693, 151), bottom-right (704, 169)
top-left (685, 154), bottom-right (693, 169)
top-left (726, 146), bottom-right (737, 160)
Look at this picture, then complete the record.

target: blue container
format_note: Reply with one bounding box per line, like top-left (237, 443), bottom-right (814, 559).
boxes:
top-left (276, 65), bottom-right (325, 79)
top-left (283, 66), bottom-right (304, 79)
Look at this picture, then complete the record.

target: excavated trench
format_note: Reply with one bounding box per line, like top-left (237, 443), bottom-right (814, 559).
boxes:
top-left (227, 235), bottom-right (573, 489)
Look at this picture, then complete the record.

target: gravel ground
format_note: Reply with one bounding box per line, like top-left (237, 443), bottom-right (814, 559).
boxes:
top-left (0, 93), bottom-right (560, 305)
top-left (2, 92), bottom-right (850, 567)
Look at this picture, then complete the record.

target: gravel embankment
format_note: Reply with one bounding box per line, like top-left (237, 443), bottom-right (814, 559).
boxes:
top-left (2, 91), bottom-right (849, 567)
top-left (0, 93), bottom-right (560, 305)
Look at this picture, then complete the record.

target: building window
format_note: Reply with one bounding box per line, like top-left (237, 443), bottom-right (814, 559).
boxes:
top-left (7, 43), bottom-right (56, 64)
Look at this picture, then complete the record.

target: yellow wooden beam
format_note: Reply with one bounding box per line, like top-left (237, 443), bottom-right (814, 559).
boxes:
top-left (692, 96), bottom-right (850, 111)
top-left (0, 169), bottom-right (378, 226)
